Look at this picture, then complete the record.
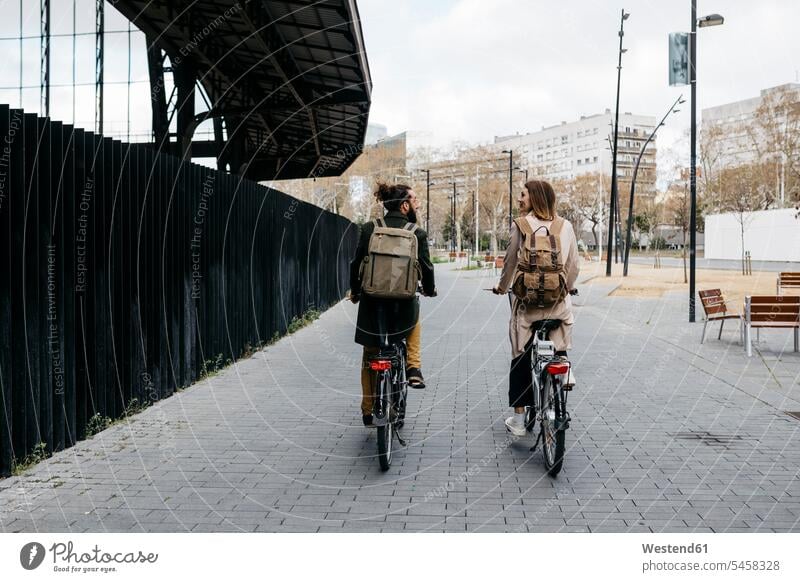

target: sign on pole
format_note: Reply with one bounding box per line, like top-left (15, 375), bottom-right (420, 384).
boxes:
top-left (669, 32), bottom-right (689, 86)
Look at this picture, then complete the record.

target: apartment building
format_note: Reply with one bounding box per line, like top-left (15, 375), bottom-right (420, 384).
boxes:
top-left (493, 110), bottom-right (659, 196)
top-left (702, 82), bottom-right (800, 167)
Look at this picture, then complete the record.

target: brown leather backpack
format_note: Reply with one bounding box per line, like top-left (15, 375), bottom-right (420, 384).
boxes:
top-left (511, 216), bottom-right (568, 308)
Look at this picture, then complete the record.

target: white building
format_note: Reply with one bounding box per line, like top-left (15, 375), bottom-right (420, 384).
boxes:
top-left (365, 123), bottom-right (388, 145)
top-left (702, 82), bottom-right (800, 168)
top-left (492, 110), bottom-right (658, 194)
top-left (705, 208), bottom-right (800, 262)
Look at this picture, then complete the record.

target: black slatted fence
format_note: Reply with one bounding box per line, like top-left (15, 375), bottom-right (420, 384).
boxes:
top-left (0, 105), bottom-right (358, 476)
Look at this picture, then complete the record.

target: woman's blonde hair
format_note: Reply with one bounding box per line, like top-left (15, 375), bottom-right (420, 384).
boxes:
top-left (525, 180), bottom-right (556, 220)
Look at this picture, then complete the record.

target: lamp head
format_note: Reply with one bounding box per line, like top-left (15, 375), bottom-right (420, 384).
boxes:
top-left (698, 13), bottom-right (724, 27)
top-left (622, 11), bottom-right (630, 20)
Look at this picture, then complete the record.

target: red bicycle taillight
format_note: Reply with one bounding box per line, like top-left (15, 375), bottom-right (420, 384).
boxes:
top-left (369, 360), bottom-right (392, 371)
top-left (547, 362), bottom-right (569, 375)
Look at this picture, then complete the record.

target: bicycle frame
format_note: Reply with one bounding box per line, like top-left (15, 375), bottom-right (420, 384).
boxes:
top-left (531, 330), bottom-right (570, 428)
top-left (370, 342), bottom-right (406, 428)
top-left (525, 322), bottom-right (571, 477)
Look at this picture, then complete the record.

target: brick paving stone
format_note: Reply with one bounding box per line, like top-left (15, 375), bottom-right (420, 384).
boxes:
top-left (1, 264), bottom-right (799, 532)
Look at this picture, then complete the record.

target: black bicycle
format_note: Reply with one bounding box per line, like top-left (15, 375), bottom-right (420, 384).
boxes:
top-left (493, 288), bottom-right (576, 476)
top-left (368, 304), bottom-right (408, 471)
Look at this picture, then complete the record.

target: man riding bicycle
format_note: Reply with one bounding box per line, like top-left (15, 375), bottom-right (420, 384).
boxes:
top-left (350, 183), bottom-right (436, 427)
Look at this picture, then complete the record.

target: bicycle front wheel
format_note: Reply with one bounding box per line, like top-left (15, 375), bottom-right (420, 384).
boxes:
top-left (540, 373), bottom-right (566, 476)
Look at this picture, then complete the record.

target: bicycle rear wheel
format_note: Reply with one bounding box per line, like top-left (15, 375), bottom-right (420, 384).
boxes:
top-left (375, 371), bottom-right (393, 471)
top-left (540, 373), bottom-right (566, 476)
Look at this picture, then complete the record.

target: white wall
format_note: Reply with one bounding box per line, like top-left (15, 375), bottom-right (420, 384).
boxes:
top-left (705, 208), bottom-right (800, 261)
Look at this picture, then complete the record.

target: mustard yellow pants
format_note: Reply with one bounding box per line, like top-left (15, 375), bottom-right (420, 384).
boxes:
top-left (361, 321), bottom-right (421, 415)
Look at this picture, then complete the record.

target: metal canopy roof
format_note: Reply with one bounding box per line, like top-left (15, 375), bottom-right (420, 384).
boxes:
top-left (113, 0), bottom-right (372, 180)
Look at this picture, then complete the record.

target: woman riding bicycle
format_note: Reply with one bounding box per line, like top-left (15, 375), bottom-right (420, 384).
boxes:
top-left (492, 180), bottom-right (579, 437)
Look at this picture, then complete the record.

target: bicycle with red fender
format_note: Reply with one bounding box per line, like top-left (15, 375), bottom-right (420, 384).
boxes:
top-left (489, 288), bottom-right (577, 476)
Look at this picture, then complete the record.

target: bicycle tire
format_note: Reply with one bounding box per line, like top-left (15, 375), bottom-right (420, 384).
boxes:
top-left (540, 373), bottom-right (566, 476)
top-left (375, 371), bottom-right (393, 471)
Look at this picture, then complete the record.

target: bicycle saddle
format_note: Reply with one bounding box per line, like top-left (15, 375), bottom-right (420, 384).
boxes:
top-left (532, 319), bottom-right (562, 334)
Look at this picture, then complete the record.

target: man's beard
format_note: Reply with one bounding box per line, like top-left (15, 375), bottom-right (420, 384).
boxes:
top-left (407, 208), bottom-right (418, 224)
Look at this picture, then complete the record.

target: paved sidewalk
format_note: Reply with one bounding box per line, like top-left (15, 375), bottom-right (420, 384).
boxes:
top-left (1, 264), bottom-right (799, 532)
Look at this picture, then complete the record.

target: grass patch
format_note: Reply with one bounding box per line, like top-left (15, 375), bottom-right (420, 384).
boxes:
top-left (123, 398), bottom-right (147, 417)
top-left (11, 442), bottom-right (50, 475)
top-left (455, 265), bottom-right (484, 271)
top-left (432, 256), bottom-right (450, 264)
top-left (200, 353), bottom-right (227, 379)
top-left (199, 309), bottom-right (319, 381)
top-left (287, 308), bottom-right (321, 334)
top-left (86, 413), bottom-right (112, 438)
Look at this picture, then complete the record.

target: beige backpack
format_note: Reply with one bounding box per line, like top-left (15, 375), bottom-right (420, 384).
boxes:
top-left (511, 216), bottom-right (568, 308)
top-left (360, 218), bottom-right (420, 299)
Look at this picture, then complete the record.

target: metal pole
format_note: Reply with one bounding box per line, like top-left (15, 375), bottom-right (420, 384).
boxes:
top-left (424, 169), bottom-right (431, 234)
top-left (475, 165), bottom-right (480, 255)
top-left (127, 20), bottom-right (131, 141)
top-left (689, 0), bottom-right (697, 322)
top-left (624, 95), bottom-right (683, 276)
top-left (19, 0), bottom-right (22, 107)
top-left (452, 182), bottom-right (457, 253)
top-left (508, 150), bottom-right (513, 230)
top-left (606, 9), bottom-right (627, 276)
top-left (40, 0), bottom-right (50, 117)
top-left (95, 0), bottom-right (104, 134)
top-left (472, 190), bottom-right (476, 255)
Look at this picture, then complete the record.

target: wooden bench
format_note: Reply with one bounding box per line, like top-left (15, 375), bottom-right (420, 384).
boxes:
top-left (699, 289), bottom-right (743, 344)
top-left (777, 272), bottom-right (800, 295)
top-left (494, 256), bottom-right (504, 275)
top-left (743, 295), bottom-right (800, 357)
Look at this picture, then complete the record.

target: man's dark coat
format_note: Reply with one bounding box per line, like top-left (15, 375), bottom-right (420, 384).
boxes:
top-left (350, 210), bottom-right (435, 347)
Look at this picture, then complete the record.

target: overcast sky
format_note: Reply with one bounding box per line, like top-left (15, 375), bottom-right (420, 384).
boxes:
top-left (359, 0), bottom-right (800, 157)
top-left (0, 0), bottom-right (797, 165)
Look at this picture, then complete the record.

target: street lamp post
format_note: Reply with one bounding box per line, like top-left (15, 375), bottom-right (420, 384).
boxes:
top-left (502, 150), bottom-right (513, 230)
top-left (475, 162), bottom-right (493, 256)
top-left (623, 95), bottom-right (684, 276)
top-left (419, 168), bottom-right (431, 233)
top-left (606, 9), bottom-right (630, 276)
top-left (689, 4), bottom-right (725, 321)
top-left (449, 181), bottom-right (460, 253)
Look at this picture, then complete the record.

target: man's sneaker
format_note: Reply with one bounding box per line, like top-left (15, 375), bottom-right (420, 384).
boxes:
top-left (505, 416), bottom-right (526, 437)
top-left (362, 414), bottom-right (375, 427)
top-left (407, 367), bottom-right (426, 389)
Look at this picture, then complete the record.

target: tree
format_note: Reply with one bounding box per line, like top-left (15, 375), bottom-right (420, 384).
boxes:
top-left (717, 163), bottom-right (762, 274)
top-left (663, 183), bottom-right (690, 282)
top-left (749, 85), bottom-right (800, 207)
top-left (559, 172), bottom-right (606, 250)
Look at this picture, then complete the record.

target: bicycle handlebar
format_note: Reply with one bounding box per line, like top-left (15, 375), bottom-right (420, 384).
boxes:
top-left (485, 287), bottom-right (579, 296)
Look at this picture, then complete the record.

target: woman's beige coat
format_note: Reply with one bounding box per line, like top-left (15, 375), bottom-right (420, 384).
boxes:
top-left (497, 213), bottom-right (580, 357)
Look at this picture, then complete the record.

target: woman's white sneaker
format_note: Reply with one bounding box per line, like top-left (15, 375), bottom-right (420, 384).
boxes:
top-left (505, 416), bottom-right (526, 437)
